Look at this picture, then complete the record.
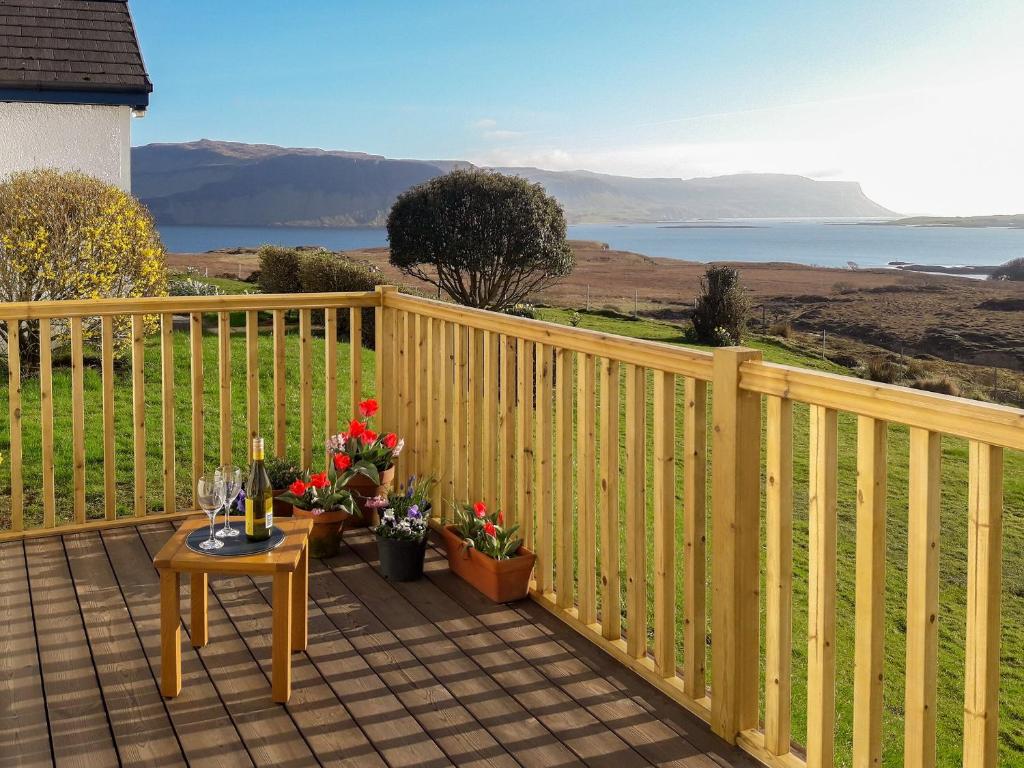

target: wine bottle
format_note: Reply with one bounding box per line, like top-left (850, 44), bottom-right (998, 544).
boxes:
top-left (245, 436), bottom-right (273, 541)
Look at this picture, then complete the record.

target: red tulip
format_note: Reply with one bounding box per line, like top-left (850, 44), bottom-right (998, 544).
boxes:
top-left (383, 432), bottom-right (398, 449)
top-left (310, 472), bottom-right (329, 489)
top-left (358, 398), bottom-right (379, 418)
top-left (348, 419), bottom-right (366, 438)
top-left (289, 480), bottom-right (307, 495)
top-left (333, 453), bottom-right (352, 471)
top-left (497, 510), bottom-right (505, 525)
top-left (483, 521), bottom-right (496, 537)
top-left (473, 501), bottom-right (487, 518)
top-left (362, 429), bottom-right (378, 444)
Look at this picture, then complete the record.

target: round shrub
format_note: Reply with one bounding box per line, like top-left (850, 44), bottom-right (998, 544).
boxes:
top-left (387, 169), bottom-right (574, 311)
top-left (0, 169), bottom-right (166, 363)
top-left (991, 257), bottom-right (1024, 281)
top-left (690, 265), bottom-right (750, 345)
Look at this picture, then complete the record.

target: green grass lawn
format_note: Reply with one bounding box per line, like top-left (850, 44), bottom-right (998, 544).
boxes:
top-left (1, 299), bottom-right (1021, 766)
top-left (537, 307), bottom-right (1024, 767)
top-left (0, 318), bottom-right (375, 527)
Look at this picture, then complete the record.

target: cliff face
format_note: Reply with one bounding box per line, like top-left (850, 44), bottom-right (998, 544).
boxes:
top-left (133, 140), bottom-right (897, 226)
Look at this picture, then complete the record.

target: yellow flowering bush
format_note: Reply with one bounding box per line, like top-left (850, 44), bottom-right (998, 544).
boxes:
top-left (0, 169), bottom-right (167, 363)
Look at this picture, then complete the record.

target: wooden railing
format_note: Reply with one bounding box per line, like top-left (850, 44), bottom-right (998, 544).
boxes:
top-left (1, 288), bottom-right (1022, 768)
top-left (0, 289), bottom-right (381, 540)
top-left (379, 292), bottom-right (1023, 768)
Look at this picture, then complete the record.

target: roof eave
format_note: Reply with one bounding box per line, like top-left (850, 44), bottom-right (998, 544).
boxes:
top-left (0, 87), bottom-right (150, 111)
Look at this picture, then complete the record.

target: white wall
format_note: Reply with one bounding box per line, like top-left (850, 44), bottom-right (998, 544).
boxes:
top-left (0, 102), bottom-right (132, 191)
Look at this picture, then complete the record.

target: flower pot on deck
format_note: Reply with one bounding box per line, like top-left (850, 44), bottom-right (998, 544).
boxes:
top-left (343, 466), bottom-right (395, 528)
top-left (376, 536), bottom-right (428, 582)
top-left (291, 508), bottom-right (347, 558)
top-left (439, 525), bottom-right (536, 603)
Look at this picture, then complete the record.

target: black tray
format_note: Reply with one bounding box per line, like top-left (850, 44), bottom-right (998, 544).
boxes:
top-left (185, 522), bottom-right (284, 557)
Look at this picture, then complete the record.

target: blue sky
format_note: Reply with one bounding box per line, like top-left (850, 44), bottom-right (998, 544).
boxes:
top-left (131, 1), bottom-right (1024, 214)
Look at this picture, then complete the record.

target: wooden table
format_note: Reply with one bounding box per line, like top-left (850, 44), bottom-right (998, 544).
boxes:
top-left (153, 517), bottom-right (312, 703)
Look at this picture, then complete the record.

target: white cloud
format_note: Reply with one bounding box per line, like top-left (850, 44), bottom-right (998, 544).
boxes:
top-left (472, 117), bottom-right (498, 130)
top-left (467, 76), bottom-right (1024, 215)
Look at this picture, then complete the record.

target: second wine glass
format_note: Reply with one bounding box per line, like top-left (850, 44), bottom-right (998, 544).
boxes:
top-left (216, 465), bottom-right (244, 538)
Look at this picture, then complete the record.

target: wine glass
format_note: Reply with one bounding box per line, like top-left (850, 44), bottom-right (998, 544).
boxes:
top-left (216, 465), bottom-right (243, 538)
top-left (196, 472), bottom-right (226, 551)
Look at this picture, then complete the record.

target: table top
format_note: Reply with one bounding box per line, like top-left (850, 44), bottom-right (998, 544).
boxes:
top-left (153, 517), bottom-right (312, 575)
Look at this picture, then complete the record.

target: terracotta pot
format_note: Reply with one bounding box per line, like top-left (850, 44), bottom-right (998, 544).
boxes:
top-left (271, 489), bottom-right (293, 518)
top-left (291, 508), bottom-right (347, 558)
top-left (439, 525), bottom-right (536, 603)
top-left (343, 465), bottom-right (396, 528)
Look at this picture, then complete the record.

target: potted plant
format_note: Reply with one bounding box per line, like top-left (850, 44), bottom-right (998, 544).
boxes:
top-left (265, 455), bottom-right (303, 518)
top-left (326, 396), bottom-right (404, 526)
top-left (276, 462), bottom-right (373, 558)
top-left (440, 501), bottom-right (536, 603)
top-left (371, 476), bottom-right (435, 581)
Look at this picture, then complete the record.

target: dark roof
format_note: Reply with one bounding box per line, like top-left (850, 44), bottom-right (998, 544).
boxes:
top-left (0, 0), bottom-right (152, 109)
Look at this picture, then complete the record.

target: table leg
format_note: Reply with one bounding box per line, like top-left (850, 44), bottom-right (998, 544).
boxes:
top-left (271, 571), bottom-right (293, 703)
top-left (190, 572), bottom-right (208, 647)
top-left (291, 544), bottom-right (308, 651)
top-left (159, 569), bottom-right (181, 698)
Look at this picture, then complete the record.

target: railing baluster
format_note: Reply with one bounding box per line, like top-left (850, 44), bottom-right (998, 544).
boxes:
top-left (70, 316), bottom-right (86, 523)
top-left (905, 427), bottom-right (941, 768)
top-left (765, 395), bottom-right (793, 754)
top-left (963, 441), bottom-right (1003, 768)
top-left (683, 377), bottom-right (708, 699)
top-left (326, 307), bottom-right (339, 437)
top-left (433, 319), bottom-right (448, 518)
top-left (131, 314), bottom-right (146, 517)
top-left (272, 309), bottom-right (286, 458)
top-left (482, 330), bottom-right (499, 503)
top-left (535, 342), bottom-right (553, 596)
top-left (577, 353), bottom-right (597, 626)
top-left (599, 357), bottom-right (620, 641)
top-left (515, 338), bottom-right (534, 547)
top-left (348, 306), bottom-right (361, 417)
top-left (853, 415), bottom-right (887, 768)
top-left (6, 319), bottom-right (22, 531)
top-left (554, 348), bottom-right (575, 609)
top-left (624, 364), bottom-right (646, 658)
top-left (501, 335), bottom-right (516, 520)
top-left (468, 328), bottom-right (484, 500)
top-left (451, 323), bottom-right (466, 508)
top-left (161, 314), bottom-right (176, 515)
top-left (403, 311), bottom-right (417, 478)
top-left (394, 310), bottom-right (409, 478)
top-left (101, 317), bottom-right (117, 520)
top-left (416, 314), bottom-right (430, 483)
top-left (246, 310), bottom-right (259, 441)
top-left (190, 313), bottom-right (204, 507)
top-left (808, 404), bottom-right (839, 767)
top-left (218, 312), bottom-right (232, 465)
top-left (377, 301), bottom-right (395, 436)
top-left (653, 369), bottom-right (676, 677)
top-left (299, 308), bottom-right (312, 469)
top-left (39, 318), bottom-right (55, 526)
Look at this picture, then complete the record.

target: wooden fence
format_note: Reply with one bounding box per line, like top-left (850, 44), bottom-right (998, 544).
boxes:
top-left (2, 288), bottom-right (1022, 768)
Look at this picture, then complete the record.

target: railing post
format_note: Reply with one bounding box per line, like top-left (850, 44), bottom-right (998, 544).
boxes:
top-left (711, 346), bottom-right (762, 743)
top-left (375, 285), bottom-right (396, 432)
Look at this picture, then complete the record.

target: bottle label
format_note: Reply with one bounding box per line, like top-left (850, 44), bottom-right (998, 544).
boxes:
top-left (245, 497), bottom-right (273, 535)
top-left (264, 496), bottom-right (273, 530)
top-left (245, 498), bottom-right (255, 536)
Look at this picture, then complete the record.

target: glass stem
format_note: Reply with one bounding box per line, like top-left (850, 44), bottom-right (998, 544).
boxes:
top-left (209, 513), bottom-right (216, 543)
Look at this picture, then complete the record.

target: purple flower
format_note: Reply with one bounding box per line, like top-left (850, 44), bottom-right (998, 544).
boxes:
top-left (234, 488), bottom-right (246, 513)
top-left (407, 505), bottom-right (421, 520)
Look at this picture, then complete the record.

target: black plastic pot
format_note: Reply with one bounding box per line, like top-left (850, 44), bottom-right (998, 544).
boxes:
top-left (377, 536), bottom-right (428, 582)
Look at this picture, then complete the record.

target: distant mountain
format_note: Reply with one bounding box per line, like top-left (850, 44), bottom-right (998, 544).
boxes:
top-left (132, 139), bottom-right (897, 227)
top-left (882, 214), bottom-right (1024, 228)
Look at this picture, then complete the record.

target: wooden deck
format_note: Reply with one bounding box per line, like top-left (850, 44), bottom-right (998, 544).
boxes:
top-left (0, 521), bottom-right (757, 768)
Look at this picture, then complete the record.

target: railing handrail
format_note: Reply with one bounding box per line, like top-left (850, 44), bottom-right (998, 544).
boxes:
top-left (384, 292), bottom-right (715, 381)
top-left (740, 359), bottom-right (1024, 451)
top-left (0, 290), bottom-right (381, 321)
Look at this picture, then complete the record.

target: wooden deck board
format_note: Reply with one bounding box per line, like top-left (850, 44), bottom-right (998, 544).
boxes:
top-left (3, 521), bottom-right (757, 768)
top-left (0, 541), bottom-right (52, 767)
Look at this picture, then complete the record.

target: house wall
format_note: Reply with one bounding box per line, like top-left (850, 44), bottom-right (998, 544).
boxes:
top-left (0, 102), bottom-right (132, 191)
